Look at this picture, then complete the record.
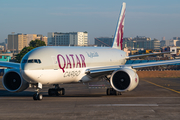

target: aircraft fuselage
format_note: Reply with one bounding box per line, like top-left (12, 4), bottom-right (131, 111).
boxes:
top-left (21, 46), bottom-right (126, 84)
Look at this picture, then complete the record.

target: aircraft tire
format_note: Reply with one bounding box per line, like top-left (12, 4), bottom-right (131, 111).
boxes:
top-left (56, 90), bottom-right (61, 96)
top-left (48, 89), bottom-right (54, 96)
top-left (109, 88), bottom-right (114, 95)
top-left (61, 88), bottom-right (65, 95)
top-left (106, 88), bottom-right (110, 95)
top-left (115, 91), bottom-right (121, 96)
top-left (37, 93), bottom-right (43, 100)
top-left (33, 93), bottom-right (43, 100)
top-left (33, 93), bottom-right (38, 100)
top-left (48, 89), bottom-right (58, 96)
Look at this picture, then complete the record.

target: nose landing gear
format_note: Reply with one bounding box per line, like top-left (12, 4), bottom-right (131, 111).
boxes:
top-left (31, 83), bottom-right (43, 101)
top-left (33, 90), bottom-right (43, 100)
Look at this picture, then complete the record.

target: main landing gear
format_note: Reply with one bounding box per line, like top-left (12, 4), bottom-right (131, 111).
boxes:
top-left (106, 88), bottom-right (121, 95)
top-left (48, 84), bottom-right (65, 96)
top-left (104, 76), bottom-right (121, 96)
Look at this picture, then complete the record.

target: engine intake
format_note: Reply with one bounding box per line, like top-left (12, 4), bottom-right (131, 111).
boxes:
top-left (110, 68), bottom-right (139, 92)
top-left (2, 70), bottom-right (29, 92)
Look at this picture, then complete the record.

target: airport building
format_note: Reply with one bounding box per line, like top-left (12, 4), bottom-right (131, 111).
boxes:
top-left (94, 37), bottom-right (114, 47)
top-left (48, 32), bottom-right (88, 46)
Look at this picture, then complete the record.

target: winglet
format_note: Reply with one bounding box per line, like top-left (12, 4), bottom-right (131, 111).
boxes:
top-left (112, 2), bottom-right (126, 50)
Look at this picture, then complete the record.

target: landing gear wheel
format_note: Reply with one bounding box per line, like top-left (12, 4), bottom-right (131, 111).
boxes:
top-left (56, 89), bottom-right (62, 96)
top-left (37, 93), bottom-right (43, 100)
top-left (33, 93), bottom-right (43, 100)
top-left (33, 93), bottom-right (38, 100)
top-left (61, 88), bottom-right (65, 95)
top-left (106, 88), bottom-right (121, 96)
top-left (106, 88), bottom-right (111, 95)
top-left (56, 88), bottom-right (65, 96)
top-left (48, 89), bottom-right (55, 96)
top-left (110, 88), bottom-right (115, 95)
top-left (48, 88), bottom-right (65, 96)
top-left (115, 91), bottom-right (121, 95)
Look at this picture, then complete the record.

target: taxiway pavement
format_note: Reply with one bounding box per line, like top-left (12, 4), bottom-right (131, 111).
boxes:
top-left (0, 78), bottom-right (180, 120)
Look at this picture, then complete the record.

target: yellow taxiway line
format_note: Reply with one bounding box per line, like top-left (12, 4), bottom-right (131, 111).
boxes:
top-left (142, 79), bottom-right (180, 94)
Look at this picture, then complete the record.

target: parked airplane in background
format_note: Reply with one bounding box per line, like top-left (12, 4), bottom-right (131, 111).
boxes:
top-left (1, 2), bottom-right (180, 100)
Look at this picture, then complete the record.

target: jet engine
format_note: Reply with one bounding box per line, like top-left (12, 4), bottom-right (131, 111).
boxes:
top-left (2, 69), bottom-right (29, 92)
top-left (110, 68), bottom-right (139, 92)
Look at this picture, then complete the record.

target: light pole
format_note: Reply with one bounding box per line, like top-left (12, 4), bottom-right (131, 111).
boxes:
top-left (12, 32), bottom-right (15, 55)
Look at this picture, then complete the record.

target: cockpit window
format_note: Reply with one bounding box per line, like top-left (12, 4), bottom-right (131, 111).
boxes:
top-left (38, 59), bottom-right (41, 63)
top-left (22, 59), bottom-right (42, 64)
top-left (34, 59), bottom-right (38, 63)
top-left (28, 59), bottom-right (33, 63)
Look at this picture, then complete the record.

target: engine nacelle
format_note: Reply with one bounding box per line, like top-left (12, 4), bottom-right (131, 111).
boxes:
top-left (110, 68), bottom-right (139, 92)
top-left (2, 69), bottom-right (29, 92)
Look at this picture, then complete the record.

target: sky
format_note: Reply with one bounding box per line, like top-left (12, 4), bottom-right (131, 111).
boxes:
top-left (1, 0), bottom-right (180, 44)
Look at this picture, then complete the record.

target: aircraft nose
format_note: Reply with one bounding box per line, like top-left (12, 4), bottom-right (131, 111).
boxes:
top-left (21, 64), bottom-right (34, 82)
top-left (21, 63), bottom-right (34, 70)
top-left (21, 64), bottom-right (26, 70)
top-left (21, 69), bottom-right (29, 81)
top-left (21, 69), bottom-right (36, 83)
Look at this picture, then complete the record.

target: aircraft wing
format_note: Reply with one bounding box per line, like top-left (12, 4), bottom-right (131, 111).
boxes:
top-left (0, 61), bottom-right (20, 69)
top-left (85, 59), bottom-right (180, 76)
top-left (85, 65), bottom-right (120, 78)
top-left (125, 52), bottom-right (171, 59)
top-left (85, 65), bottom-right (120, 74)
top-left (130, 59), bottom-right (180, 69)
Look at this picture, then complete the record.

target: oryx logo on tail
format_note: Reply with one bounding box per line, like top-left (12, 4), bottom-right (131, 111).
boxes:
top-left (112, 2), bottom-right (126, 50)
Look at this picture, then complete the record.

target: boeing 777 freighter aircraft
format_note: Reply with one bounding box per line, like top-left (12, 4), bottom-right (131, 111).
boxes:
top-left (1, 2), bottom-right (180, 100)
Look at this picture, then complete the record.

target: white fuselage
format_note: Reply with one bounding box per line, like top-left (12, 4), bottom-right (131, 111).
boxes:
top-left (21, 46), bottom-right (126, 84)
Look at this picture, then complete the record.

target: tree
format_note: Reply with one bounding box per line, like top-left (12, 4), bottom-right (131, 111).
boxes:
top-left (29, 39), bottom-right (46, 47)
top-left (15, 46), bottom-right (34, 63)
top-left (15, 39), bottom-right (46, 63)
